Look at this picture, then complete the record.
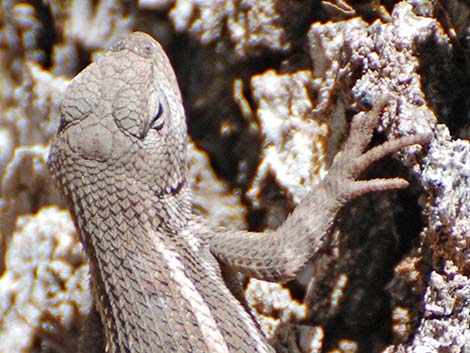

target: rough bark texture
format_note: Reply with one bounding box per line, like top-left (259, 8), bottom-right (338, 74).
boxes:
top-left (0, 1), bottom-right (469, 352)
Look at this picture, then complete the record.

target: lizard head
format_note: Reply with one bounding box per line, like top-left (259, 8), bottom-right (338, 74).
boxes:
top-left (48, 32), bottom-right (188, 201)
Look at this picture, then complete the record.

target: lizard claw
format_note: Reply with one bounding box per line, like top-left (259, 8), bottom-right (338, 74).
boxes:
top-left (344, 97), bottom-right (390, 154)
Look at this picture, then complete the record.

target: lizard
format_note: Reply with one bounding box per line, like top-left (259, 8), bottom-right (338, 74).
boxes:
top-left (47, 31), bottom-right (431, 353)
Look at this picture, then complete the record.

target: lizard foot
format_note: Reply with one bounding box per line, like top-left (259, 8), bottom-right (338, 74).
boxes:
top-left (328, 100), bottom-right (432, 203)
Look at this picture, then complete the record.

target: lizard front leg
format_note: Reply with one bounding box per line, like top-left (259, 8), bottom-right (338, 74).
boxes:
top-left (209, 101), bottom-right (432, 282)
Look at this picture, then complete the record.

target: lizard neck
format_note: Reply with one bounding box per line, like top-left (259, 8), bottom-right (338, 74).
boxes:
top-left (69, 171), bottom-right (192, 235)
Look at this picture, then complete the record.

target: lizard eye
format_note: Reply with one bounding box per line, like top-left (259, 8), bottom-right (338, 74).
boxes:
top-left (57, 116), bottom-right (68, 133)
top-left (151, 103), bottom-right (164, 131)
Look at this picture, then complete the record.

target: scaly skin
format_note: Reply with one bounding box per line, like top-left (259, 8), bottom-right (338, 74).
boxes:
top-left (48, 32), bottom-right (431, 353)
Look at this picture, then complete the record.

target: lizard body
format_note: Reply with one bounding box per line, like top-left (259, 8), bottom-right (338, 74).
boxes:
top-left (48, 32), bottom-right (431, 352)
